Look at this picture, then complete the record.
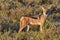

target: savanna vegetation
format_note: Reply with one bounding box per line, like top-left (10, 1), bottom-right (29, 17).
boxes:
top-left (0, 0), bottom-right (60, 40)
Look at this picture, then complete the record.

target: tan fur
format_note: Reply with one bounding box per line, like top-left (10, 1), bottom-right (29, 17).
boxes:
top-left (19, 6), bottom-right (51, 33)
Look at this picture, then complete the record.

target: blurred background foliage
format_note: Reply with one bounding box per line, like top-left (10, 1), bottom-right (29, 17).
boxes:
top-left (0, 0), bottom-right (60, 40)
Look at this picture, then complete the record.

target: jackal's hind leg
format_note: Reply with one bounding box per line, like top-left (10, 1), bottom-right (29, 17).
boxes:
top-left (18, 27), bottom-right (24, 33)
top-left (18, 22), bottom-right (27, 33)
top-left (26, 25), bottom-right (30, 32)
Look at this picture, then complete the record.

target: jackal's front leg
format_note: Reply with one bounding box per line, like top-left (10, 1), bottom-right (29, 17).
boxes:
top-left (40, 25), bottom-right (43, 32)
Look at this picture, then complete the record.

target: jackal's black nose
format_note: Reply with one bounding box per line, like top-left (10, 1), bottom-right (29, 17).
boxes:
top-left (46, 9), bottom-right (51, 15)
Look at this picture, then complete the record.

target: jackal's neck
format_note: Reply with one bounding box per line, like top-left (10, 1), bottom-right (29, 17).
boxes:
top-left (43, 11), bottom-right (47, 17)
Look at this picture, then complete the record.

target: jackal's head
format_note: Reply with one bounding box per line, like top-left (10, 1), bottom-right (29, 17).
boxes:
top-left (41, 5), bottom-right (52, 16)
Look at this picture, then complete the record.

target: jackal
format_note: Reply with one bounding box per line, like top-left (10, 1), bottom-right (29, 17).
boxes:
top-left (19, 6), bottom-right (51, 33)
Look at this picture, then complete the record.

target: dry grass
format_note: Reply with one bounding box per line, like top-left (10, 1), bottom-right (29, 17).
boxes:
top-left (0, 0), bottom-right (60, 40)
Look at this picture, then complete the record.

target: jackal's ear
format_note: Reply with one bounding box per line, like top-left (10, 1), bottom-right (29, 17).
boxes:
top-left (41, 6), bottom-right (46, 13)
